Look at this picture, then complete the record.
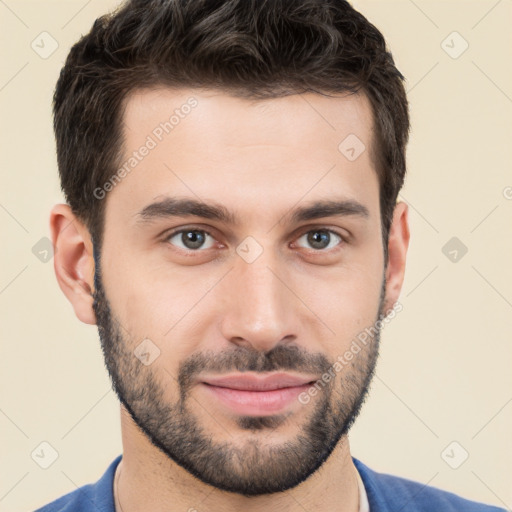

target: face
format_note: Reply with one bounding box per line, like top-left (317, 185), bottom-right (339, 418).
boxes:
top-left (93, 88), bottom-right (388, 495)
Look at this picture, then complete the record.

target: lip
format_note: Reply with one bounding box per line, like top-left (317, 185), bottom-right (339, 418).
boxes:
top-left (202, 373), bottom-right (316, 391)
top-left (199, 373), bottom-right (317, 416)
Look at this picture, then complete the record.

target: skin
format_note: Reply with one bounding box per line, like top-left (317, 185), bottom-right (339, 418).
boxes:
top-left (50, 88), bottom-right (409, 512)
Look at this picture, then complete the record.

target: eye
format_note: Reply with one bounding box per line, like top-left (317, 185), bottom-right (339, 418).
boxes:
top-left (294, 229), bottom-right (344, 251)
top-left (166, 229), bottom-right (216, 251)
top-left (164, 226), bottom-right (346, 254)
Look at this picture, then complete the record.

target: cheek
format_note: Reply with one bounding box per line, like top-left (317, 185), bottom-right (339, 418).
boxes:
top-left (103, 255), bottom-right (216, 365)
top-left (100, 252), bottom-right (179, 339)
top-left (125, 279), bottom-right (188, 340)
top-left (301, 264), bottom-right (383, 352)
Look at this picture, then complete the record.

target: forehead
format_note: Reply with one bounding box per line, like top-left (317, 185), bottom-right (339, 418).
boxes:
top-left (122, 87), bottom-right (375, 152)
top-left (107, 87), bottom-right (379, 228)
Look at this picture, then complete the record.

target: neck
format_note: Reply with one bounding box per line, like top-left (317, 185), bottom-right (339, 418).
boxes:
top-left (114, 406), bottom-right (361, 512)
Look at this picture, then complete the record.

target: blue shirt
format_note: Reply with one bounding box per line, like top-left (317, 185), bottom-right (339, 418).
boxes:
top-left (34, 455), bottom-right (506, 511)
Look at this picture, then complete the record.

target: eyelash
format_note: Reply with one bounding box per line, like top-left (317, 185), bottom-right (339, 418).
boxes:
top-left (163, 226), bottom-right (347, 254)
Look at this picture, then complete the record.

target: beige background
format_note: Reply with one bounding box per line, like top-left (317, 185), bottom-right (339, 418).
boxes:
top-left (1, 1), bottom-right (511, 511)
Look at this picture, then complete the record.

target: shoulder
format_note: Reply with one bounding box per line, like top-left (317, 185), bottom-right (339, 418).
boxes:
top-left (34, 483), bottom-right (97, 512)
top-left (33, 455), bottom-right (122, 512)
top-left (353, 457), bottom-right (507, 512)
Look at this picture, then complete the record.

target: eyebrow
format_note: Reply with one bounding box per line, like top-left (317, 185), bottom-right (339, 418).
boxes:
top-left (135, 196), bottom-right (370, 226)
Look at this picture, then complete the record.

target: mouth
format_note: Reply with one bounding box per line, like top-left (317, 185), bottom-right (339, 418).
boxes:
top-left (199, 373), bottom-right (318, 416)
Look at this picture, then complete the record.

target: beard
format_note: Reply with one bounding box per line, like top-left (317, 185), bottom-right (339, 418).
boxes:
top-left (93, 255), bottom-right (385, 496)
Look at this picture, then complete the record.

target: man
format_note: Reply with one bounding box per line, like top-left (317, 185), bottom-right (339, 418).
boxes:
top-left (36, 0), bottom-right (505, 510)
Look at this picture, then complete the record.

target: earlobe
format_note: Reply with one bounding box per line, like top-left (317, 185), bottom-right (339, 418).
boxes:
top-left (383, 201), bottom-right (410, 314)
top-left (50, 204), bottom-right (97, 325)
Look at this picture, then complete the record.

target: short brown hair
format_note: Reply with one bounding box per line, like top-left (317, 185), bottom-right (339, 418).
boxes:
top-left (53, 0), bottom-right (409, 259)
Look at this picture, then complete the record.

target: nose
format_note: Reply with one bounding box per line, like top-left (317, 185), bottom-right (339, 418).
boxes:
top-left (218, 249), bottom-right (298, 353)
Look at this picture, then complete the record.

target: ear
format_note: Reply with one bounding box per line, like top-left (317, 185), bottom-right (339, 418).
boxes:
top-left (383, 201), bottom-right (410, 313)
top-left (50, 204), bottom-right (97, 325)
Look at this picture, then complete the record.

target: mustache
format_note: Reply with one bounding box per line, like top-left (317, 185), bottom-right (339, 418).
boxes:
top-left (178, 344), bottom-right (333, 392)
